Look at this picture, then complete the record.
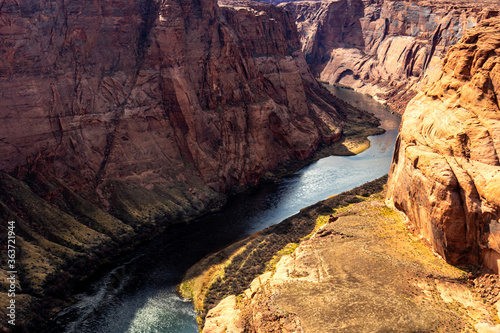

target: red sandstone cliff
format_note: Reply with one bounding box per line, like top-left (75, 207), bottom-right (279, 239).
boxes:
top-left (0, 0), bottom-right (355, 327)
top-left (386, 17), bottom-right (500, 273)
top-left (0, 0), bottom-right (350, 230)
top-left (281, 0), bottom-right (499, 113)
top-left (0, 0), bottom-right (343, 203)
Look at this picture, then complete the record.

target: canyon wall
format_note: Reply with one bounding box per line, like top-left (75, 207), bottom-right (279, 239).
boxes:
top-left (0, 0), bottom-right (344, 208)
top-left (281, 0), bottom-right (499, 112)
top-left (0, 0), bottom-right (347, 231)
top-left (0, 0), bottom-right (356, 326)
top-left (386, 17), bottom-right (500, 273)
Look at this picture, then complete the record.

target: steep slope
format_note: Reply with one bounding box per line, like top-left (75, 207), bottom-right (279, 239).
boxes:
top-left (387, 17), bottom-right (500, 273)
top-left (0, 0), bottom-right (379, 328)
top-left (281, 0), bottom-right (499, 112)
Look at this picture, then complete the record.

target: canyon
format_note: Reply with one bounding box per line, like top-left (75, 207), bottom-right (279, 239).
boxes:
top-left (0, 0), bottom-right (382, 329)
top-left (196, 179), bottom-right (500, 332)
top-left (279, 0), bottom-right (500, 276)
top-left (180, 5), bottom-right (500, 333)
top-left (1, 0), bottom-right (500, 331)
top-left (281, 0), bottom-right (499, 112)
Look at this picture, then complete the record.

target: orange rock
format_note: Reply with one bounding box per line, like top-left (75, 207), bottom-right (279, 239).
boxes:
top-left (387, 17), bottom-right (500, 273)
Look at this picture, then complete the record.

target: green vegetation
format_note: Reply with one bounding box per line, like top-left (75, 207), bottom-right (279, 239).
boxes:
top-left (265, 242), bottom-right (299, 272)
top-left (0, 170), bottom-right (224, 331)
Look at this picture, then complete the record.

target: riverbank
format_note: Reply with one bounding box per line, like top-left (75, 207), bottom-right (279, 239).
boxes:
top-left (259, 87), bottom-right (385, 184)
top-left (179, 176), bottom-right (388, 326)
top-left (180, 177), bottom-right (500, 332)
top-left (0, 87), bottom-right (385, 332)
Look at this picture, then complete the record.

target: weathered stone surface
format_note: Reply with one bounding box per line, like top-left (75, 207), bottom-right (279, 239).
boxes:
top-left (203, 295), bottom-right (246, 333)
top-left (203, 198), bottom-right (500, 332)
top-left (387, 17), bottom-right (500, 273)
top-left (180, 176), bottom-right (389, 327)
top-left (281, 0), bottom-right (500, 113)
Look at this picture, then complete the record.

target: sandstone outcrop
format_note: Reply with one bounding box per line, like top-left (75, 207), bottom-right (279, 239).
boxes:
top-left (0, 0), bottom-right (377, 328)
top-left (281, 0), bottom-right (499, 113)
top-left (180, 177), bottom-right (386, 325)
top-left (386, 17), bottom-right (500, 273)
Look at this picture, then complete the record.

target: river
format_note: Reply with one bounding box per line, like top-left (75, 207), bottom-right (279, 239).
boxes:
top-left (42, 86), bottom-right (400, 333)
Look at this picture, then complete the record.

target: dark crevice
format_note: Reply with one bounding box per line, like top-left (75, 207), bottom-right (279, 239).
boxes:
top-left (458, 133), bottom-right (471, 160)
top-left (95, 0), bottom-right (161, 185)
top-left (423, 23), bottom-right (442, 73)
top-left (404, 47), bottom-right (414, 77)
top-left (392, 134), bottom-right (401, 166)
top-left (491, 75), bottom-right (500, 111)
top-left (383, 18), bottom-right (389, 40)
top-left (137, 0), bottom-right (160, 59)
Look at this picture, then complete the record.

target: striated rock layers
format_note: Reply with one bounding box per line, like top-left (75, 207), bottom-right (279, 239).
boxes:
top-left (387, 18), bottom-right (500, 273)
top-left (0, 0), bottom-right (343, 207)
top-left (281, 0), bottom-right (499, 113)
top-left (0, 0), bottom-right (356, 326)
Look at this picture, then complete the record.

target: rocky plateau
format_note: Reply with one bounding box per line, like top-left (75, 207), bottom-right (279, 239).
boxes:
top-left (182, 177), bottom-right (500, 332)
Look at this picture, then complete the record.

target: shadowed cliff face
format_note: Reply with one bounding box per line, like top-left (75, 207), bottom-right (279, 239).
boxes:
top-left (0, 0), bottom-right (352, 327)
top-left (281, 0), bottom-right (499, 113)
top-left (0, 0), bottom-right (343, 198)
top-left (0, 0), bottom-right (346, 224)
top-left (387, 17), bottom-right (500, 273)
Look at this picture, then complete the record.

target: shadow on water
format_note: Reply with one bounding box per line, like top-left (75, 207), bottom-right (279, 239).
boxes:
top-left (43, 86), bottom-right (400, 333)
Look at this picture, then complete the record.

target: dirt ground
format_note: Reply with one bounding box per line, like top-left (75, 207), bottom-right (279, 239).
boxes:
top-left (267, 199), bottom-right (496, 332)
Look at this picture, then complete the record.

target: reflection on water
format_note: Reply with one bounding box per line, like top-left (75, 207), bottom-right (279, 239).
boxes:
top-left (93, 288), bottom-right (198, 333)
top-left (45, 86), bottom-right (400, 333)
top-left (239, 85), bottom-right (400, 234)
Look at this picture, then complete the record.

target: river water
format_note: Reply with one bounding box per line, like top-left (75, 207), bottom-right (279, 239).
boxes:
top-left (43, 86), bottom-right (400, 333)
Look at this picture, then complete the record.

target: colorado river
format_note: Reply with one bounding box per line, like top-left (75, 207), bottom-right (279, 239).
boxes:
top-left (42, 86), bottom-right (400, 333)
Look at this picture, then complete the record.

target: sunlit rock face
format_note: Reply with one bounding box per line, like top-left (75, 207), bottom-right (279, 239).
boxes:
top-left (387, 17), bottom-right (500, 273)
top-left (281, 0), bottom-right (499, 113)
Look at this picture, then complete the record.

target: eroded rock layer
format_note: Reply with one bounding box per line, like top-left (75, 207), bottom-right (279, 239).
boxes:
top-left (387, 17), bottom-right (500, 273)
top-left (281, 0), bottom-right (499, 112)
top-left (0, 0), bottom-right (344, 202)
